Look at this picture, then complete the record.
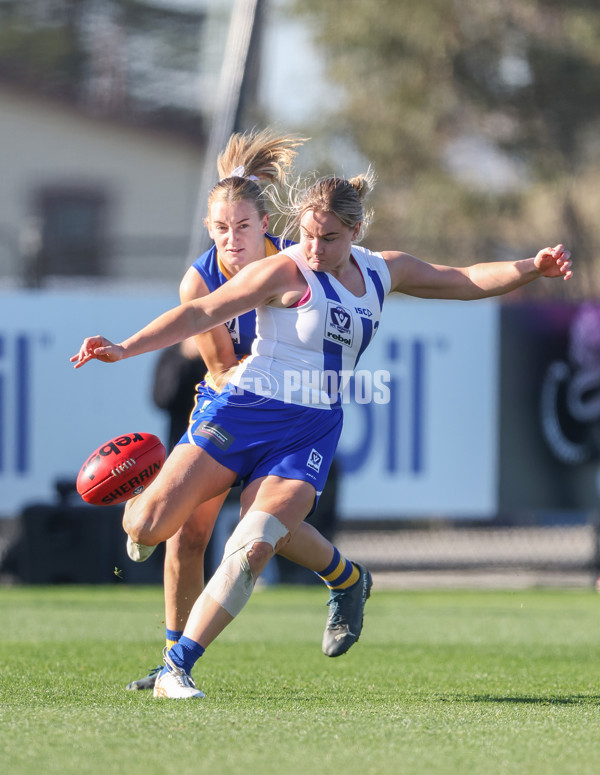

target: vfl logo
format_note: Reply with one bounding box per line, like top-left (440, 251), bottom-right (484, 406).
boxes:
top-left (226, 317), bottom-right (240, 344)
top-left (325, 302), bottom-right (353, 347)
top-left (307, 448), bottom-right (323, 472)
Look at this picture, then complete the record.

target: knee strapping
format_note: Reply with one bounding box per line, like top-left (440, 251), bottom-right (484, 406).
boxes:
top-left (204, 511), bottom-right (289, 617)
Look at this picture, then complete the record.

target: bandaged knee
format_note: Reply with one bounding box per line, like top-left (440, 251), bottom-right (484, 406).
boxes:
top-left (204, 511), bottom-right (289, 617)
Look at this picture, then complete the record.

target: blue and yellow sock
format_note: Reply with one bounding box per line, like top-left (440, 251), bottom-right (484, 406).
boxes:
top-left (166, 628), bottom-right (183, 650)
top-left (316, 547), bottom-right (360, 590)
top-left (165, 636), bottom-right (205, 675)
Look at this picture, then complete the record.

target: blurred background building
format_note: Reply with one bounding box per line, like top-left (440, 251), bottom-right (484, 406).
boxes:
top-left (1, 0), bottom-right (600, 586)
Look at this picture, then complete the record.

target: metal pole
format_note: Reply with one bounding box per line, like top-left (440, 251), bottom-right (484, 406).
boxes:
top-left (185, 0), bottom-right (261, 267)
top-left (592, 510), bottom-right (600, 586)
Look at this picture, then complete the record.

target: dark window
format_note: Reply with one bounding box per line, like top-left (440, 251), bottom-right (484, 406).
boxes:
top-left (33, 187), bottom-right (109, 280)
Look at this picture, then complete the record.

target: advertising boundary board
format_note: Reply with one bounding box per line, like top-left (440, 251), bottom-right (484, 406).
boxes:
top-left (1, 291), bottom-right (500, 521)
top-left (336, 296), bottom-right (499, 520)
top-left (0, 291), bottom-right (171, 516)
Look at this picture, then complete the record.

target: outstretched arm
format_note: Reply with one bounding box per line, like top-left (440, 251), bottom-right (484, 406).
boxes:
top-left (383, 244), bottom-right (572, 300)
top-left (70, 255), bottom-right (300, 368)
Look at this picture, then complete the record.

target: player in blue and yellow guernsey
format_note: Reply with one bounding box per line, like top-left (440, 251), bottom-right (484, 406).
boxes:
top-left (190, 226), bottom-right (284, 373)
top-left (124, 130), bottom-right (371, 692)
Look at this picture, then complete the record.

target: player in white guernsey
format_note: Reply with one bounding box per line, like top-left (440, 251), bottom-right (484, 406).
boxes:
top-left (73, 170), bottom-right (572, 699)
top-left (229, 243), bottom-right (390, 409)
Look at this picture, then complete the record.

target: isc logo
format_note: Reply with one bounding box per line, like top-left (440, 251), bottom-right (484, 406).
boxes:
top-left (0, 334), bottom-right (31, 474)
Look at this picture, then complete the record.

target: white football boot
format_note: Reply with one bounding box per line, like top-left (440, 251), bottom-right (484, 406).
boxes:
top-left (153, 650), bottom-right (205, 700)
top-left (126, 535), bottom-right (157, 563)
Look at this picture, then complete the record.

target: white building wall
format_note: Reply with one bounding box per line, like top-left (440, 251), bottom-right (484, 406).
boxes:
top-left (0, 87), bottom-right (205, 288)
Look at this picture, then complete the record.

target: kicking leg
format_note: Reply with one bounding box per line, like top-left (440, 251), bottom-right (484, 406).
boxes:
top-left (123, 444), bottom-right (236, 560)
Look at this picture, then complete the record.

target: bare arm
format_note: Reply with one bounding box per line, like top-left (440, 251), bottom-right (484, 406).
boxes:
top-left (71, 255), bottom-right (302, 368)
top-left (383, 244), bottom-right (572, 300)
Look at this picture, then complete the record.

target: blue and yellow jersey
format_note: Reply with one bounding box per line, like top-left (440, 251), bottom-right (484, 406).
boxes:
top-left (191, 233), bottom-right (292, 388)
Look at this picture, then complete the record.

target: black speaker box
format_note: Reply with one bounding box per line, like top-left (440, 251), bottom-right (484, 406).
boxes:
top-left (6, 491), bottom-right (164, 585)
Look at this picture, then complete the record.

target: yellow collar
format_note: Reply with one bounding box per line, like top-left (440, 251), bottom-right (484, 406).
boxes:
top-left (216, 236), bottom-right (278, 278)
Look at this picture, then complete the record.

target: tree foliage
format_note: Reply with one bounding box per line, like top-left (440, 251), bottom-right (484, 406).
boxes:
top-left (0, 0), bottom-right (206, 140)
top-left (292, 0), bottom-right (600, 297)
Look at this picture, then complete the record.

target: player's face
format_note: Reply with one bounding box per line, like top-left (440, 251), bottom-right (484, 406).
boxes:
top-left (207, 200), bottom-right (269, 273)
top-left (299, 210), bottom-right (361, 276)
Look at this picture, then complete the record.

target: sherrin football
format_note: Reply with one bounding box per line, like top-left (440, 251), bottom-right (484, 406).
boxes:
top-left (76, 432), bottom-right (166, 506)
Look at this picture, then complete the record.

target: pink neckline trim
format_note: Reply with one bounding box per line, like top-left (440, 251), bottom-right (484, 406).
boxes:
top-left (286, 253), bottom-right (364, 308)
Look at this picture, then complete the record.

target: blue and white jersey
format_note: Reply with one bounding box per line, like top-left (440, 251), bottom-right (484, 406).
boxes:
top-left (229, 244), bottom-right (392, 409)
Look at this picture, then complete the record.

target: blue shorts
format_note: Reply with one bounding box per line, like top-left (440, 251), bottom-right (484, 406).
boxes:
top-left (177, 383), bottom-right (343, 499)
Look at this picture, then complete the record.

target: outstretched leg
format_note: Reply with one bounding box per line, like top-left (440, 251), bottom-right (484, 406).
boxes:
top-left (123, 444), bottom-right (236, 548)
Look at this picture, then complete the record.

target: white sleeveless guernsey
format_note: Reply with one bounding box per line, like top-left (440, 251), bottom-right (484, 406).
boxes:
top-left (229, 244), bottom-right (392, 409)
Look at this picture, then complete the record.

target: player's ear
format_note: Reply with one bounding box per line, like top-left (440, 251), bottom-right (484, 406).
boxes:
top-left (261, 213), bottom-right (269, 234)
top-left (352, 221), bottom-right (362, 241)
top-left (205, 216), bottom-right (214, 240)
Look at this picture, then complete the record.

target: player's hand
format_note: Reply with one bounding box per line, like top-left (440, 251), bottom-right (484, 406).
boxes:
top-left (70, 336), bottom-right (125, 368)
top-left (534, 244), bottom-right (572, 281)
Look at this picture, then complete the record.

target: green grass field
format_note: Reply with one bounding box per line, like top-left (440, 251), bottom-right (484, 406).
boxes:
top-left (2, 584), bottom-right (600, 775)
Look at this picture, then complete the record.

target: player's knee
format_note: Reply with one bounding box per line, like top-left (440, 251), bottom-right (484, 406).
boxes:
top-left (245, 540), bottom-right (275, 577)
top-left (122, 500), bottom-right (161, 546)
top-left (222, 511), bottom-right (289, 569)
top-left (204, 511), bottom-right (289, 617)
top-left (125, 520), bottom-right (156, 546)
top-left (123, 502), bottom-right (142, 541)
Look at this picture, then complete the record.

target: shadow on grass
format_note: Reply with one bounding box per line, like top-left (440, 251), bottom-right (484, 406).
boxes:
top-left (439, 694), bottom-right (600, 706)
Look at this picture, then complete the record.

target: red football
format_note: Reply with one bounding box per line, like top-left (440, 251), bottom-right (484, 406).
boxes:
top-left (76, 432), bottom-right (167, 506)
